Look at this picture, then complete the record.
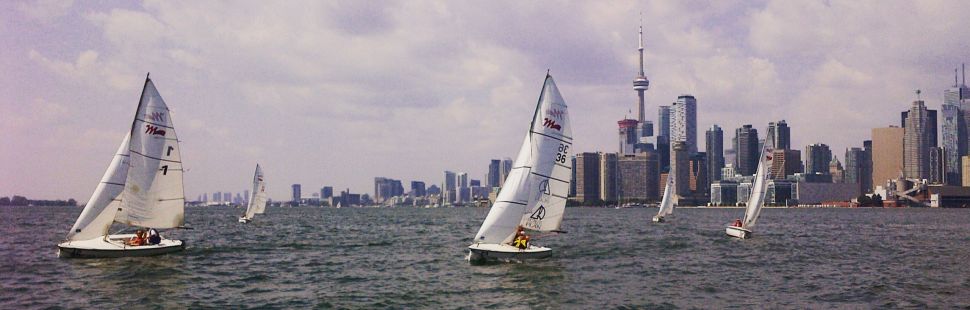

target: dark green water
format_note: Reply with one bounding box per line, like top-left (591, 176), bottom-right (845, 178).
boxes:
top-left (2, 206), bottom-right (970, 308)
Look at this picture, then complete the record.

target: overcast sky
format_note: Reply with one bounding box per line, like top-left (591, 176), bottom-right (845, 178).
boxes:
top-left (2, 0), bottom-right (969, 201)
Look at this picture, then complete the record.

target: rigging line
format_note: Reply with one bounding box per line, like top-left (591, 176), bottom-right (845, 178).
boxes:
top-left (135, 118), bottom-right (174, 129)
top-left (129, 149), bottom-right (182, 163)
top-left (530, 171), bottom-right (569, 184)
top-left (530, 130), bottom-right (573, 143)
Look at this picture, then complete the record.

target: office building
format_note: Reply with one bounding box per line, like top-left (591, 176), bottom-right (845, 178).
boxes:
top-left (706, 125), bottom-right (724, 184)
top-left (804, 143), bottom-right (833, 175)
top-left (600, 153), bottom-right (619, 202)
top-left (902, 99), bottom-right (934, 180)
top-left (575, 152), bottom-right (601, 203)
top-left (735, 125), bottom-right (759, 176)
top-left (872, 127), bottom-right (905, 189)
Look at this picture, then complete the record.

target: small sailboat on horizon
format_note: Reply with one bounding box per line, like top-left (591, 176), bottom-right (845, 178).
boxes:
top-left (725, 127), bottom-right (774, 239)
top-left (239, 164), bottom-right (268, 223)
top-left (57, 74), bottom-right (187, 258)
top-left (653, 174), bottom-right (675, 223)
top-left (468, 73), bottom-right (572, 264)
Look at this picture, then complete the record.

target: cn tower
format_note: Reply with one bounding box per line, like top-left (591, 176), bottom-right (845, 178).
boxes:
top-left (633, 15), bottom-right (650, 137)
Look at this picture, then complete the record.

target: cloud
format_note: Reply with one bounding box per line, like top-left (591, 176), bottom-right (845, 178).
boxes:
top-left (18, 0), bottom-right (73, 24)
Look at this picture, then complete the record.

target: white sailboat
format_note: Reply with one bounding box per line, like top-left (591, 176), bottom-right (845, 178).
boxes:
top-left (653, 174), bottom-right (675, 223)
top-left (239, 164), bottom-right (267, 223)
top-left (468, 73), bottom-right (572, 263)
top-left (726, 127), bottom-right (774, 239)
top-left (58, 74), bottom-right (187, 258)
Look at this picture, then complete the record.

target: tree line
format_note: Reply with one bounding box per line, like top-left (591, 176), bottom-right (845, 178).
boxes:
top-left (0, 196), bottom-right (77, 206)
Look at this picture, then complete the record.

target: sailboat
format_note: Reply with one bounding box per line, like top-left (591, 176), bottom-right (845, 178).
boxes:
top-left (653, 174), bottom-right (675, 223)
top-left (57, 74), bottom-right (186, 258)
top-left (725, 127), bottom-right (774, 239)
top-left (239, 164), bottom-right (267, 223)
top-left (468, 73), bottom-right (572, 264)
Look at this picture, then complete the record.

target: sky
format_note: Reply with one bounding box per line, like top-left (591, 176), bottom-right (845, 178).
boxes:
top-left (2, 0), bottom-right (970, 201)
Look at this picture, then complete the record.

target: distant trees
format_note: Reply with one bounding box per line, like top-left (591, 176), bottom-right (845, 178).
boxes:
top-left (0, 196), bottom-right (77, 206)
top-left (856, 194), bottom-right (883, 207)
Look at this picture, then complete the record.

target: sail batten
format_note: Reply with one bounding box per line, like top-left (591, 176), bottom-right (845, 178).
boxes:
top-left (473, 75), bottom-right (572, 244)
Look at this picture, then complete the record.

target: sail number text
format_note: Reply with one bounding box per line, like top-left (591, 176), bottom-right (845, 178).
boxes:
top-left (555, 143), bottom-right (569, 164)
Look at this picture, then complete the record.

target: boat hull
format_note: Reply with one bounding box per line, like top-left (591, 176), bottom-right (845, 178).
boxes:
top-left (467, 243), bottom-right (552, 264)
top-left (652, 215), bottom-right (664, 223)
top-left (57, 234), bottom-right (185, 258)
top-left (238, 217), bottom-right (251, 223)
top-left (725, 226), bottom-right (752, 239)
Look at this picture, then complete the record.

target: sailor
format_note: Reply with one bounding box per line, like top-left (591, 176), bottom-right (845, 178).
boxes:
top-left (127, 230), bottom-right (147, 246)
top-left (512, 226), bottom-right (529, 249)
top-left (147, 228), bottom-right (161, 245)
top-left (732, 219), bottom-right (743, 227)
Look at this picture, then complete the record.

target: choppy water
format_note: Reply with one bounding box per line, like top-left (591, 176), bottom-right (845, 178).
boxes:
top-left (2, 206), bottom-right (970, 308)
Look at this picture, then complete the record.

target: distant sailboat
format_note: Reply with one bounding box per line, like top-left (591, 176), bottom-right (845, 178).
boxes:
top-left (239, 164), bottom-right (267, 223)
top-left (468, 73), bottom-right (572, 264)
top-left (726, 127), bottom-right (774, 239)
top-left (57, 74), bottom-right (186, 258)
top-left (653, 174), bottom-right (675, 223)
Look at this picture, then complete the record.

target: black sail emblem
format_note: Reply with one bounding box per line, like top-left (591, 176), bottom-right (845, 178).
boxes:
top-left (530, 205), bottom-right (546, 220)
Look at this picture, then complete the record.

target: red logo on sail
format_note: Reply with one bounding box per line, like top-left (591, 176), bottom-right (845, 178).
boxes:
top-left (145, 124), bottom-right (166, 136)
top-left (543, 118), bottom-right (561, 131)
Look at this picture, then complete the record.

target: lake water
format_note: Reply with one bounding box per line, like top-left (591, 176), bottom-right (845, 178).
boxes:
top-left (2, 206), bottom-right (970, 308)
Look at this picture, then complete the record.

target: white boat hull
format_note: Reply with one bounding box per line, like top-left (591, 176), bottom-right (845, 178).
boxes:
top-left (725, 226), bottom-right (752, 239)
top-left (238, 217), bottom-right (251, 223)
top-left (652, 215), bottom-right (664, 223)
top-left (467, 243), bottom-right (552, 264)
top-left (57, 234), bottom-right (184, 258)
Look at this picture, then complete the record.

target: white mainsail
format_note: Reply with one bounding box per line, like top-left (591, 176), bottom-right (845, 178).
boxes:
top-left (244, 164), bottom-right (267, 219)
top-left (66, 133), bottom-right (131, 241)
top-left (115, 78), bottom-right (185, 228)
top-left (741, 128), bottom-right (774, 228)
top-left (657, 174), bottom-right (675, 218)
top-left (473, 74), bottom-right (572, 245)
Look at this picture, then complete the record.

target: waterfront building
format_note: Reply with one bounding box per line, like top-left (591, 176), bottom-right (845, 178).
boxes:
top-left (600, 152), bottom-right (619, 202)
top-left (575, 152), bottom-right (601, 203)
top-left (872, 127), bottom-right (905, 189)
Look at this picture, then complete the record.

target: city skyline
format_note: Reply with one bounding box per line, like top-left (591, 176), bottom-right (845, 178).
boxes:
top-left (3, 1), bottom-right (970, 201)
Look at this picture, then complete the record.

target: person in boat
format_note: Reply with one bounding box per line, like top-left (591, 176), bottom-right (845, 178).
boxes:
top-left (512, 226), bottom-right (529, 249)
top-left (732, 219), bottom-right (743, 227)
top-left (147, 228), bottom-right (161, 245)
top-left (127, 229), bottom-right (147, 246)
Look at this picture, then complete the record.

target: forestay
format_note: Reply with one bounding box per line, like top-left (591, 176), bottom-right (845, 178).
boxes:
top-left (245, 164), bottom-right (267, 218)
top-left (473, 74), bottom-right (572, 245)
top-left (116, 78), bottom-right (185, 228)
top-left (66, 133), bottom-right (131, 241)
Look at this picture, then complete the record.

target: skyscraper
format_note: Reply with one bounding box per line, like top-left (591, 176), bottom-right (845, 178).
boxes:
top-left (411, 181), bottom-right (426, 197)
top-left (830, 156), bottom-right (845, 183)
top-left (291, 184), bottom-right (301, 204)
top-left (499, 158), bottom-right (513, 187)
top-left (575, 152), bottom-right (601, 203)
top-left (487, 159), bottom-right (501, 188)
top-left (670, 141), bottom-right (690, 197)
top-left (768, 120), bottom-right (791, 150)
top-left (770, 149), bottom-right (802, 180)
top-left (618, 119), bottom-right (638, 155)
top-left (872, 127), bottom-right (905, 189)
top-left (657, 105), bottom-right (671, 172)
top-left (804, 143), bottom-right (833, 175)
top-left (444, 171), bottom-right (457, 203)
top-left (929, 147), bottom-right (945, 184)
top-left (903, 99), bottom-right (933, 180)
top-left (320, 186), bottom-right (333, 199)
top-left (457, 172), bottom-right (469, 202)
top-left (706, 125), bottom-right (724, 184)
top-left (671, 95), bottom-right (698, 155)
top-left (862, 140), bottom-right (873, 193)
top-left (599, 153), bottom-right (619, 202)
top-left (845, 147), bottom-right (865, 192)
top-left (943, 65), bottom-right (969, 185)
top-left (734, 125), bottom-right (759, 176)
top-left (633, 16), bottom-right (650, 139)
